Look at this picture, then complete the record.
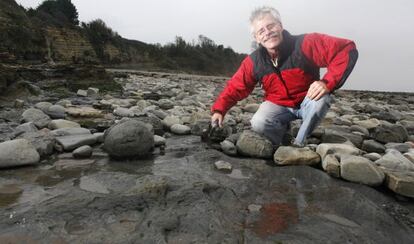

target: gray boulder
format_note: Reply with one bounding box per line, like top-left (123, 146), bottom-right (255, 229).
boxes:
top-left (51, 127), bottom-right (91, 137)
top-left (361, 140), bottom-right (385, 153)
top-left (0, 139), bottom-right (40, 168)
top-left (48, 119), bottom-right (81, 130)
top-left (87, 87), bottom-right (99, 97)
top-left (22, 108), bottom-right (51, 128)
top-left (405, 151), bottom-right (414, 163)
top-left (16, 129), bottom-right (55, 157)
top-left (14, 122), bottom-right (38, 136)
top-left (384, 143), bottom-right (411, 153)
top-left (236, 130), bottom-right (274, 159)
top-left (162, 115), bottom-right (182, 129)
top-left (136, 115), bottom-right (164, 136)
top-left (375, 149), bottom-right (414, 171)
top-left (316, 143), bottom-right (361, 160)
top-left (77, 89), bottom-right (88, 97)
top-left (373, 121), bottom-right (408, 143)
top-left (214, 160), bottom-right (233, 172)
top-left (103, 120), bottom-right (154, 159)
top-left (220, 140), bottom-right (237, 156)
top-left (191, 119), bottom-right (210, 136)
top-left (398, 120), bottom-right (414, 134)
top-left (385, 171), bottom-right (414, 198)
top-left (73, 145), bottom-right (93, 158)
top-left (322, 154), bottom-right (340, 178)
top-left (274, 146), bottom-right (320, 166)
top-left (170, 124), bottom-right (191, 135)
top-left (353, 118), bottom-right (381, 130)
top-left (340, 155), bottom-right (385, 186)
top-left (242, 103), bottom-right (260, 113)
top-left (56, 134), bottom-right (97, 152)
top-left (363, 153), bottom-right (382, 161)
top-left (45, 105), bottom-right (66, 119)
top-left (158, 99), bottom-right (174, 110)
top-left (154, 135), bottom-right (166, 146)
top-left (322, 129), bottom-right (363, 148)
top-left (113, 107), bottom-right (134, 117)
top-left (34, 102), bottom-right (53, 112)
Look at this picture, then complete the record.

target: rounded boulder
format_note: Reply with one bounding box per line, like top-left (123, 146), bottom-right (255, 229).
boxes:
top-left (103, 120), bottom-right (154, 159)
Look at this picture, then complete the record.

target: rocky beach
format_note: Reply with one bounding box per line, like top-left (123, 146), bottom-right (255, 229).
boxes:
top-left (0, 68), bottom-right (414, 243)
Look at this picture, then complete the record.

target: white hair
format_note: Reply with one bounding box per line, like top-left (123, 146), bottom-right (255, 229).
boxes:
top-left (249, 6), bottom-right (282, 36)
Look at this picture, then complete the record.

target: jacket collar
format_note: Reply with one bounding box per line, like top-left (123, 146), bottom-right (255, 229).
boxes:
top-left (257, 30), bottom-right (295, 67)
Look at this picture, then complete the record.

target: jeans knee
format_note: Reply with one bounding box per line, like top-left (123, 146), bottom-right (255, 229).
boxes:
top-left (250, 116), bottom-right (266, 133)
top-left (310, 95), bottom-right (331, 116)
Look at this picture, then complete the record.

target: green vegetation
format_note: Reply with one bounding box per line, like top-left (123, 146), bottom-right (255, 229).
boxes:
top-left (32, 0), bottom-right (79, 26)
top-left (0, 0), bottom-right (46, 61)
top-left (160, 35), bottom-right (244, 75)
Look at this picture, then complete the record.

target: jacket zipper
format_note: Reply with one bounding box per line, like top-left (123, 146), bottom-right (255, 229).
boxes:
top-left (274, 67), bottom-right (292, 99)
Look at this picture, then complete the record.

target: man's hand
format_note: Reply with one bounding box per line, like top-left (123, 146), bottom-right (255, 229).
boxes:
top-left (306, 80), bottom-right (329, 100)
top-left (211, 112), bottom-right (223, 128)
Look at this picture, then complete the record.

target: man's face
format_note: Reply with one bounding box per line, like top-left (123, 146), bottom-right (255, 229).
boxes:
top-left (253, 14), bottom-right (283, 51)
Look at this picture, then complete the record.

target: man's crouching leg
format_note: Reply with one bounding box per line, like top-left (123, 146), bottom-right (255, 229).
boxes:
top-left (294, 94), bottom-right (332, 146)
top-left (250, 101), bottom-right (296, 146)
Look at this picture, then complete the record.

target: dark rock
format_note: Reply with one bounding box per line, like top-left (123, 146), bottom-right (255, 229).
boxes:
top-left (136, 115), bottom-right (164, 136)
top-left (385, 143), bottom-right (411, 153)
top-left (73, 145), bottom-right (93, 158)
top-left (350, 125), bottom-right (369, 137)
top-left (362, 139), bottom-right (386, 153)
top-left (236, 130), bottom-right (274, 158)
top-left (45, 105), bottom-right (66, 119)
top-left (103, 120), bottom-right (154, 158)
top-left (398, 120), bottom-right (414, 135)
top-left (220, 140), bottom-right (237, 156)
top-left (372, 110), bottom-right (401, 123)
top-left (373, 121), bottom-right (408, 143)
top-left (191, 119), bottom-right (210, 136)
top-left (322, 128), bottom-right (363, 148)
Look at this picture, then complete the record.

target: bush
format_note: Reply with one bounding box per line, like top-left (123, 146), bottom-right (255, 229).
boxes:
top-left (36, 0), bottom-right (79, 26)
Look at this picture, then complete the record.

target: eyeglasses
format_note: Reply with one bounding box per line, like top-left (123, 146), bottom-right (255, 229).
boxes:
top-left (255, 22), bottom-right (281, 38)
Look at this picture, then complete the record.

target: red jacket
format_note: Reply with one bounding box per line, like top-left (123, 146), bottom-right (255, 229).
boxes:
top-left (211, 30), bottom-right (358, 115)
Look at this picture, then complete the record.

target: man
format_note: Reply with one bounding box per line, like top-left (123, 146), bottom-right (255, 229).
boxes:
top-left (211, 6), bottom-right (358, 147)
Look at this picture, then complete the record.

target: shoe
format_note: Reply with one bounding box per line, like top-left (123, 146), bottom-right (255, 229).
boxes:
top-left (290, 139), bottom-right (305, 148)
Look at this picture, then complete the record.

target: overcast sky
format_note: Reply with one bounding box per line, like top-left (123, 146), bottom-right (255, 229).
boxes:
top-left (16, 0), bottom-right (414, 92)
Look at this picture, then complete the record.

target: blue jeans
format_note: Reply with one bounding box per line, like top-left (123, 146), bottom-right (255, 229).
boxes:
top-left (250, 95), bottom-right (332, 146)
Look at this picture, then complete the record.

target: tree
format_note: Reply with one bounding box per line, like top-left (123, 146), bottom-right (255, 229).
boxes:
top-left (198, 35), bottom-right (216, 48)
top-left (82, 19), bottom-right (118, 44)
top-left (37, 0), bottom-right (79, 25)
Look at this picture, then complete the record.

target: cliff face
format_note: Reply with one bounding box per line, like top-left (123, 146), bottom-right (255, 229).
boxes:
top-left (0, 0), bottom-right (122, 64)
top-left (45, 27), bottom-right (98, 63)
top-left (0, 0), bottom-right (47, 62)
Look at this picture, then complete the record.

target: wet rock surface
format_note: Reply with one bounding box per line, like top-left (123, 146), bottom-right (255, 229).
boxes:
top-left (0, 70), bottom-right (414, 243)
